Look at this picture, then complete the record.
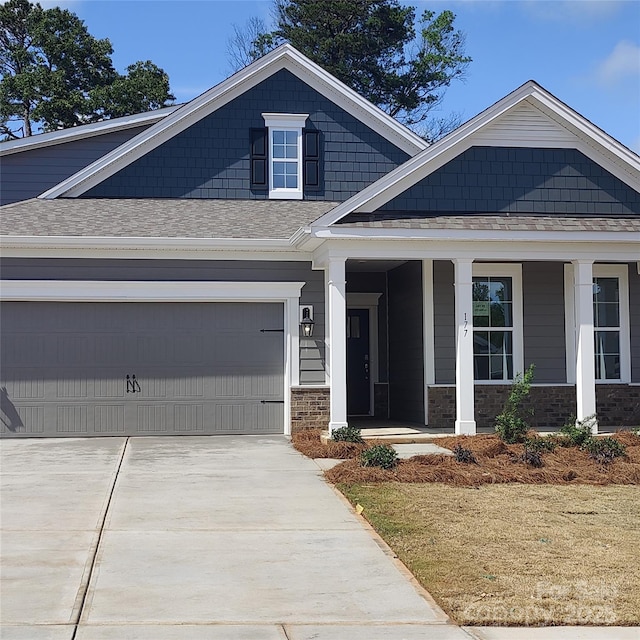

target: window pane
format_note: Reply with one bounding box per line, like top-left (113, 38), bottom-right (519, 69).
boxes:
top-left (273, 130), bottom-right (285, 145)
top-left (594, 278), bottom-right (618, 303)
top-left (490, 355), bottom-right (511, 380)
top-left (489, 278), bottom-right (511, 303)
top-left (474, 331), bottom-right (489, 355)
top-left (594, 331), bottom-right (620, 380)
top-left (474, 356), bottom-right (489, 380)
top-left (473, 279), bottom-right (490, 302)
top-left (273, 161), bottom-right (298, 189)
top-left (473, 277), bottom-right (512, 327)
top-left (490, 301), bottom-right (512, 327)
top-left (285, 144), bottom-right (298, 159)
top-left (595, 303), bottom-right (619, 328)
top-left (285, 130), bottom-right (297, 144)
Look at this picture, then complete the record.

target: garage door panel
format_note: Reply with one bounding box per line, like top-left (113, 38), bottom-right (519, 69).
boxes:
top-left (2, 374), bottom-right (46, 400)
top-left (94, 405), bottom-right (126, 434)
top-left (137, 404), bottom-right (168, 433)
top-left (56, 405), bottom-right (89, 434)
top-left (1, 301), bottom-right (285, 437)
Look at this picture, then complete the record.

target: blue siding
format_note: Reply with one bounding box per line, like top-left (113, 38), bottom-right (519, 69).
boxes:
top-left (84, 69), bottom-right (410, 200)
top-left (380, 147), bottom-right (640, 215)
top-left (0, 126), bottom-right (149, 205)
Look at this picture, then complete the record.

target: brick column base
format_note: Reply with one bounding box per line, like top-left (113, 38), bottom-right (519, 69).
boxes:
top-left (290, 387), bottom-right (330, 432)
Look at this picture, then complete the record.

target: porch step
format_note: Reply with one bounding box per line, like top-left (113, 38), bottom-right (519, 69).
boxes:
top-left (320, 427), bottom-right (449, 444)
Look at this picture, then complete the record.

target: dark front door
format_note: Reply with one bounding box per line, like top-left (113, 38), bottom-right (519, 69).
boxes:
top-left (347, 308), bottom-right (370, 415)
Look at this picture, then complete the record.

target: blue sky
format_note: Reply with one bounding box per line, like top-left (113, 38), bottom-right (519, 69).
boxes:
top-left (45, 0), bottom-right (640, 151)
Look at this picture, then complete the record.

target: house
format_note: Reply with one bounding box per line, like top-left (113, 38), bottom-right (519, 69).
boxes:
top-left (1, 44), bottom-right (638, 439)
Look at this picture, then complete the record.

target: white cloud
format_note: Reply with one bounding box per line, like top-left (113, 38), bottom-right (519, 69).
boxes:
top-left (594, 40), bottom-right (640, 87)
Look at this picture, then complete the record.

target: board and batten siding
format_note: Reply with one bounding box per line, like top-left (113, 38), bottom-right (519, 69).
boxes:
top-left (0, 126), bottom-right (150, 206)
top-left (433, 260), bottom-right (456, 385)
top-left (522, 262), bottom-right (567, 383)
top-left (0, 258), bottom-right (325, 385)
top-left (630, 264), bottom-right (640, 384)
top-left (388, 261), bottom-right (424, 423)
top-left (83, 69), bottom-right (410, 201)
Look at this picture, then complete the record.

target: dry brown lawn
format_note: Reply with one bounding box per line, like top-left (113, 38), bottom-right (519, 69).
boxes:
top-left (294, 429), bottom-right (640, 625)
top-left (339, 483), bottom-right (640, 625)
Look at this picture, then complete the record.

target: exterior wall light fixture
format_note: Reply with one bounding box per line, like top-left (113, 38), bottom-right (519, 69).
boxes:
top-left (300, 305), bottom-right (314, 337)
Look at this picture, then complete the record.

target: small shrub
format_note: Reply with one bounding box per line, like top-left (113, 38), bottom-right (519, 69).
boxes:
top-left (495, 364), bottom-right (535, 444)
top-left (585, 437), bottom-right (626, 465)
top-left (360, 444), bottom-right (398, 470)
top-left (453, 444), bottom-right (477, 464)
top-left (560, 415), bottom-right (596, 447)
top-left (523, 436), bottom-right (556, 453)
top-left (519, 443), bottom-right (544, 468)
top-left (331, 425), bottom-right (364, 444)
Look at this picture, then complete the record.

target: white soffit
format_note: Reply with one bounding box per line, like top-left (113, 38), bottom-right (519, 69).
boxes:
top-left (310, 81), bottom-right (640, 227)
top-left (39, 44), bottom-right (427, 200)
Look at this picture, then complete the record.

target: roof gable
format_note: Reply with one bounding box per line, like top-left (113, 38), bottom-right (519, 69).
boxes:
top-left (40, 44), bottom-right (428, 200)
top-left (312, 81), bottom-right (640, 228)
top-left (0, 105), bottom-right (178, 157)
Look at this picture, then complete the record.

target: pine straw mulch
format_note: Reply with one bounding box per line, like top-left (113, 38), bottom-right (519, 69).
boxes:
top-left (292, 427), bottom-right (373, 459)
top-left (293, 429), bottom-right (640, 486)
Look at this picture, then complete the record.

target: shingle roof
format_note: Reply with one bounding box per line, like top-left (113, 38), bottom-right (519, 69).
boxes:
top-left (0, 198), bottom-right (339, 239)
top-left (337, 213), bottom-right (640, 233)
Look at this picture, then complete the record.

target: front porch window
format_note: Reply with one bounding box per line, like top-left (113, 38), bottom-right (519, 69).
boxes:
top-left (593, 276), bottom-right (621, 381)
top-left (472, 264), bottom-right (523, 382)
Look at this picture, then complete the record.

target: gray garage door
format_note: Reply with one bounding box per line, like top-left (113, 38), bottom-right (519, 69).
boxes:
top-left (0, 301), bottom-right (285, 438)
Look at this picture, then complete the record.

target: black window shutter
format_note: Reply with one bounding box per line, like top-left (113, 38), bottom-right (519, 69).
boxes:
top-left (250, 128), bottom-right (268, 189)
top-left (303, 129), bottom-right (320, 191)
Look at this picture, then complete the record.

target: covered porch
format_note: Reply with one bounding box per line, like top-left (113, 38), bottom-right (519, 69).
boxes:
top-left (318, 251), bottom-right (638, 436)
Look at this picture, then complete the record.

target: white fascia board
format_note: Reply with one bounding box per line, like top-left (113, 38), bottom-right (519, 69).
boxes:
top-left (311, 226), bottom-right (640, 244)
top-left (40, 44), bottom-right (426, 200)
top-left (0, 106), bottom-right (179, 157)
top-left (0, 235), bottom-right (293, 250)
top-left (0, 280), bottom-right (305, 302)
top-left (311, 80), bottom-right (640, 227)
top-left (310, 238), bottom-right (640, 263)
top-left (0, 235), bottom-right (317, 261)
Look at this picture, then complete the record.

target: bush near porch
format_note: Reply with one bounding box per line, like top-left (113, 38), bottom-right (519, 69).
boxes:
top-left (293, 429), bottom-right (640, 485)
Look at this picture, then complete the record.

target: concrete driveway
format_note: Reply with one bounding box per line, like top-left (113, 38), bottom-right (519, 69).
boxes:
top-left (0, 435), bottom-right (469, 640)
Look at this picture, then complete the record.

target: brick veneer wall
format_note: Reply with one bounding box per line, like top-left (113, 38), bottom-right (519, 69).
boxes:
top-left (291, 387), bottom-right (330, 432)
top-left (596, 385), bottom-right (640, 426)
top-left (428, 384), bottom-right (640, 430)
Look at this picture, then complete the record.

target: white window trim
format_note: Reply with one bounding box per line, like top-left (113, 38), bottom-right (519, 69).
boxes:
top-left (472, 263), bottom-right (524, 382)
top-left (564, 264), bottom-right (630, 383)
top-left (262, 113), bottom-right (308, 200)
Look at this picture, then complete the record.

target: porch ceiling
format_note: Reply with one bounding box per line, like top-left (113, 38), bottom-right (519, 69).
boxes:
top-left (347, 259), bottom-right (408, 272)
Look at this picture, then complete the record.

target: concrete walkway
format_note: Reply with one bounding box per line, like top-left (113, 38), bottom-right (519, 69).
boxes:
top-left (1, 436), bottom-right (636, 640)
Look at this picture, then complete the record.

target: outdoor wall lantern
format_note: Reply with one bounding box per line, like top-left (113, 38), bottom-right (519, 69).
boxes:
top-left (300, 305), bottom-right (315, 337)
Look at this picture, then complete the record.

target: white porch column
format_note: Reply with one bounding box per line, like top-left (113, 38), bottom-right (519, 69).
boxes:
top-left (453, 258), bottom-right (476, 434)
top-left (453, 258), bottom-right (476, 435)
top-left (327, 257), bottom-right (348, 433)
top-left (573, 260), bottom-right (598, 433)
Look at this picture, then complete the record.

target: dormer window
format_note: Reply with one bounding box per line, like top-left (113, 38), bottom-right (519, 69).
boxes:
top-left (250, 114), bottom-right (320, 199)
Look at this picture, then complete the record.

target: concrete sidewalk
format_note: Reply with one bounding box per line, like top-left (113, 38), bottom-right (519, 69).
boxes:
top-left (1, 435), bottom-right (636, 640)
